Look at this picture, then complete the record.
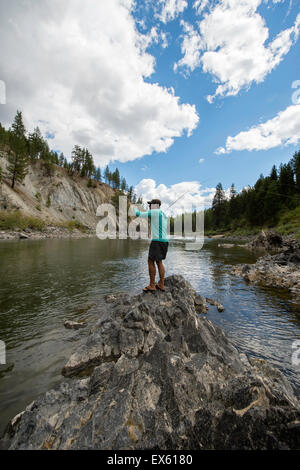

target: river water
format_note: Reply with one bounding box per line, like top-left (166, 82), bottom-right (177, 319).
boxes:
top-left (0, 237), bottom-right (300, 435)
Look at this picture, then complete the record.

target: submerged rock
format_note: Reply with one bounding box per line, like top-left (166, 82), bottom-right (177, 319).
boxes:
top-left (205, 297), bottom-right (225, 312)
top-left (1, 275), bottom-right (300, 450)
top-left (64, 320), bottom-right (86, 330)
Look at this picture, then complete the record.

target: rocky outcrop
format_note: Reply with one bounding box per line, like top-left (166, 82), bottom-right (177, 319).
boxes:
top-left (232, 234), bottom-right (300, 298)
top-left (246, 230), bottom-right (284, 253)
top-left (0, 155), bottom-right (115, 229)
top-left (1, 275), bottom-right (300, 450)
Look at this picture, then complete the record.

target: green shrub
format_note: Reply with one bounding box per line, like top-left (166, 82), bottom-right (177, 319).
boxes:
top-left (58, 219), bottom-right (88, 233)
top-left (0, 210), bottom-right (46, 231)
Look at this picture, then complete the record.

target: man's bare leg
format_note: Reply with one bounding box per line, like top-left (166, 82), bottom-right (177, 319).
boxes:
top-left (143, 258), bottom-right (156, 291)
top-left (156, 260), bottom-right (165, 290)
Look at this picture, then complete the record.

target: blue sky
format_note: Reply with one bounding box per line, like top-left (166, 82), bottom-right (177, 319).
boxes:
top-left (0, 0), bottom-right (299, 211)
top-left (112, 0), bottom-right (300, 205)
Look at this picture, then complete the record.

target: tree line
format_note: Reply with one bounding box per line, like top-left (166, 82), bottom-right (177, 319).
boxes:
top-left (0, 110), bottom-right (136, 201)
top-left (204, 149), bottom-right (300, 232)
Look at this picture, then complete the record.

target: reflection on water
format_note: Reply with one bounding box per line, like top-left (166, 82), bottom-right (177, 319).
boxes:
top-left (0, 237), bottom-right (300, 434)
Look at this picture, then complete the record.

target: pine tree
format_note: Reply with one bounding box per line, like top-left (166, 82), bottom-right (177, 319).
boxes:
top-left (114, 168), bottom-right (120, 189)
top-left (11, 110), bottom-right (26, 139)
top-left (212, 183), bottom-right (226, 228)
top-left (127, 185), bottom-right (133, 202)
top-left (279, 163), bottom-right (295, 206)
top-left (270, 165), bottom-right (278, 181)
top-left (71, 145), bottom-right (83, 174)
top-left (0, 123), bottom-right (9, 147)
top-left (58, 152), bottom-right (65, 167)
top-left (95, 167), bottom-right (102, 182)
top-left (264, 180), bottom-right (280, 225)
top-left (7, 111), bottom-right (29, 188)
top-left (291, 150), bottom-right (300, 194)
top-left (229, 183), bottom-right (238, 220)
top-left (104, 165), bottom-right (110, 184)
top-left (28, 126), bottom-right (45, 160)
top-left (121, 177), bottom-right (126, 192)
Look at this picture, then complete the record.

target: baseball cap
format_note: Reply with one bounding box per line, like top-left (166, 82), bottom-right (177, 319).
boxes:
top-left (147, 198), bottom-right (161, 206)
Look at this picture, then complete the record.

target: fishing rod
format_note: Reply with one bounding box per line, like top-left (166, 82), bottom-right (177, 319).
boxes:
top-left (163, 177), bottom-right (214, 213)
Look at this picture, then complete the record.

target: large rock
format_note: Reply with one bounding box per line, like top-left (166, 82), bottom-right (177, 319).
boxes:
top-left (246, 230), bottom-right (283, 252)
top-left (232, 234), bottom-right (300, 298)
top-left (1, 275), bottom-right (300, 450)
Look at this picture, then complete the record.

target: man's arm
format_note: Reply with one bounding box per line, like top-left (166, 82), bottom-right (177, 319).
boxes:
top-left (134, 208), bottom-right (151, 218)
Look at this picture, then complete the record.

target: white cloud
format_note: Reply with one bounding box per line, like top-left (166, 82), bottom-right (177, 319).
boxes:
top-left (215, 103), bottom-right (300, 153)
top-left (193, 0), bottom-right (210, 14)
top-left (175, 0), bottom-right (300, 101)
top-left (134, 178), bottom-right (216, 214)
top-left (0, 0), bottom-right (198, 166)
top-left (157, 0), bottom-right (188, 23)
top-left (199, 158), bottom-right (205, 162)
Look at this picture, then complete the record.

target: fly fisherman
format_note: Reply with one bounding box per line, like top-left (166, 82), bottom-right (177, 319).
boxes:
top-left (134, 198), bottom-right (168, 293)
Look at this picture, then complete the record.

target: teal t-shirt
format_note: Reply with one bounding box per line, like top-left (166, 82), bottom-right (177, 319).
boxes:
top-left (134, 208), bottom-right (168, 242)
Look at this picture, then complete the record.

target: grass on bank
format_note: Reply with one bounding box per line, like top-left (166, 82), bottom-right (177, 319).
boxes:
top-left (0, 210), bottom-right (89, 233)
top-left (0, 210), bottom-right (46, 231)
top-left (57, 220), bottom-right (88, 233)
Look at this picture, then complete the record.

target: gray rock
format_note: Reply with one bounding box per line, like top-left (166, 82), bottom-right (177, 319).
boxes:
top-left (19, 232), bottom-right (29, 239)
top-left (1, 275), bottom-right (300, 450)
top-left (64, 320), bottom-right (86, 330)
top-left (205, 297), bottom-right (225, 312)
top-left (231, 236), bottom-right (300, 298)
top-left (217, 243), bottom-right (234, 248)
top-left (246, 230), bottom-right (283, 253)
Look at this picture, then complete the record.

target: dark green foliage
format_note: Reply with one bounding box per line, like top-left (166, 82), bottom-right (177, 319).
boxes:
top-left (71, 145), bottom-right (95, 178)
top-left (7, 111), bottom-right (29, 188)
top-left (58, 152), bottom-right (65, 167)
top-left (212, 183), bottom-right (226, 228)
top-left (28, 127), bottom-right (45, 160)
top-left (291, 150), bottom-right (300, 193)
top-left (204, 149), bottom-right (300, 233)
top-left (127, 185), bottom-right (133, 202)
top-left (94, 167), bottom-right (102, 182)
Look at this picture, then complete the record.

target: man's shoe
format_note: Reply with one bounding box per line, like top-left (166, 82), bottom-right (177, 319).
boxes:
top-left (155, 283), bottom-right (165, 292)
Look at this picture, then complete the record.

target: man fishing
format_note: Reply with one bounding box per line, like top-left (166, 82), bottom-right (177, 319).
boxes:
top-left (134, 198), bottom-right (168, 293)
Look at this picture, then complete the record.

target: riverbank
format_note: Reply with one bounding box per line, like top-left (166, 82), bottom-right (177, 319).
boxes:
top-left (0, 225), bottom-right (96, 240)
top-left (2, 275), bottom-right (299, 450)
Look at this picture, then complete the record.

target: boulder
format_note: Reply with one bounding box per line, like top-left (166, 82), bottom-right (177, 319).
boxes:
top-left (232, 235), bottom-right (300, 298)
top-left (246, 230), bottom-right (283, 252)
top-left (1, 275), bottom-right (300, 450)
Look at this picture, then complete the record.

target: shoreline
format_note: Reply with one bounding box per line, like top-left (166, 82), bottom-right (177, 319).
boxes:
top-left (0, 229), bottom-right (257, 242)
top-left (0, 226), bottom-right (96, 241)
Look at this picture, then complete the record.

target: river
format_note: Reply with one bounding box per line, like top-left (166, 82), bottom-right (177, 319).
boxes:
top-left (0, 236), bottom-right (300, 435)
